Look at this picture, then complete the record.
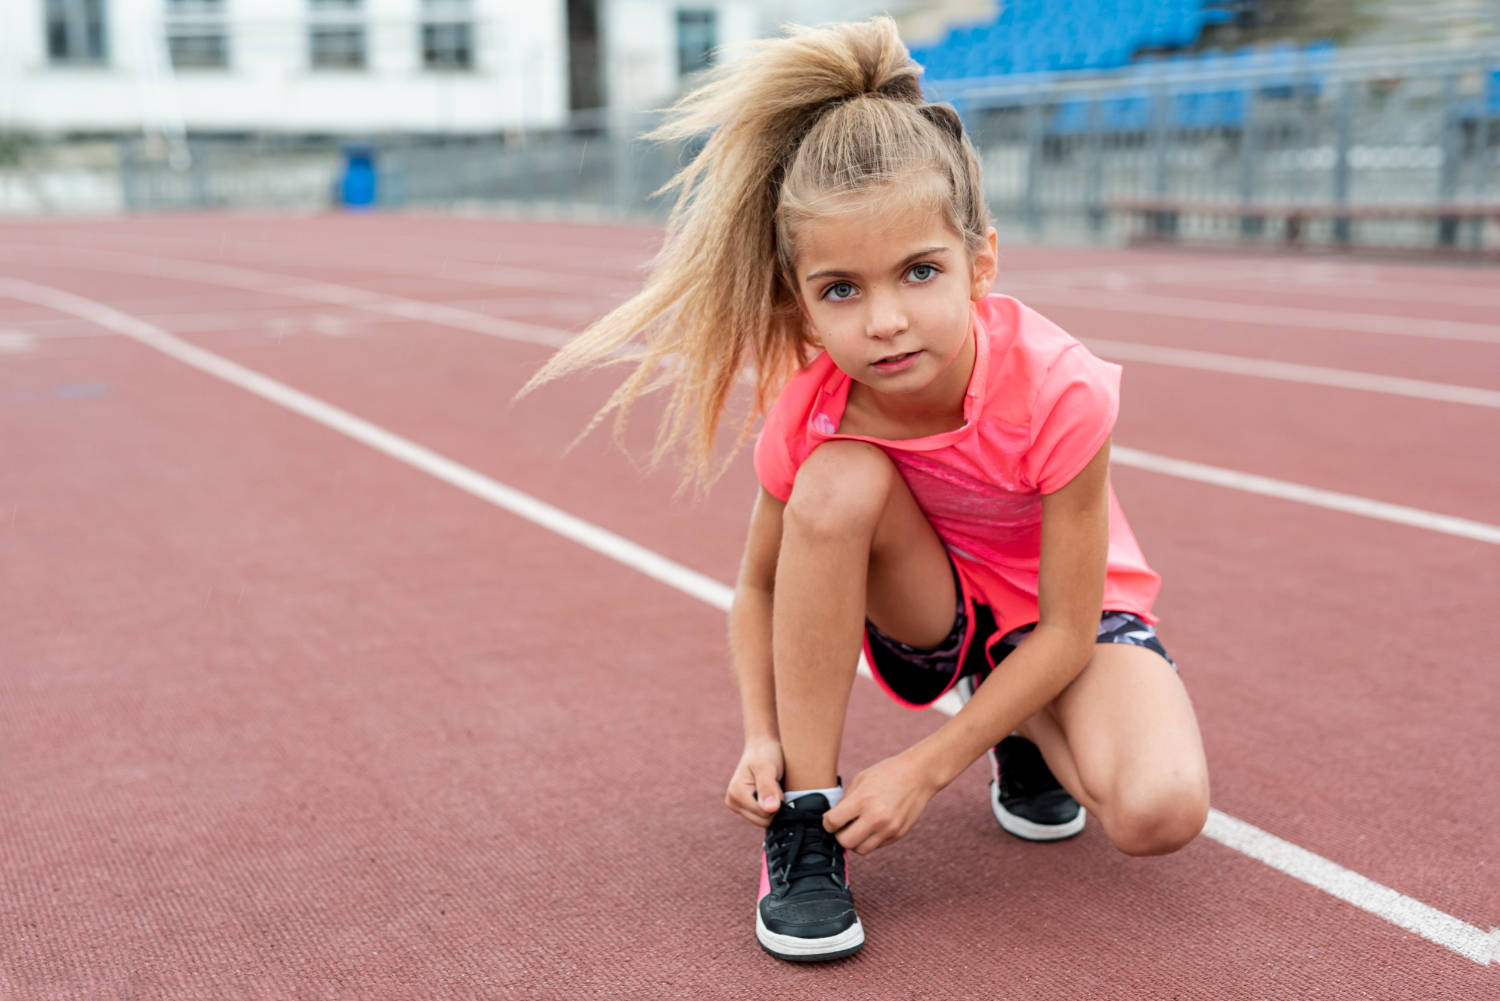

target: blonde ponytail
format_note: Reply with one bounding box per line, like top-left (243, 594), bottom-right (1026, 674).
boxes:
top-left (519, 17), bottom-right (990, 487)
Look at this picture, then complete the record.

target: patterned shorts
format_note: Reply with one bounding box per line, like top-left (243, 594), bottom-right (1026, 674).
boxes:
top-left (863, 559), bottom-right (1175, 709)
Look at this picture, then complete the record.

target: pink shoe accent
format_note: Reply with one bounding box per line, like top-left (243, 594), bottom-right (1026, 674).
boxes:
top-left (758, 853), bottom-right (770, 901)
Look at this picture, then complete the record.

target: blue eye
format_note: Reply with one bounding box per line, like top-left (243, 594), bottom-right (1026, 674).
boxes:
top-left (908, 263), bottom-right (938, 283)
top-left (824, 281), bottom-right (856, 301)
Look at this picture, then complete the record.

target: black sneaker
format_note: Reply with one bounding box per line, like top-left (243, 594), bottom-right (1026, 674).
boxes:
top-left (955, 676), bottom-right (1086, 842)
top-left (989, 735), bottom-right (1086, 841)
top-left (755, 794), bottom-right (864, 961)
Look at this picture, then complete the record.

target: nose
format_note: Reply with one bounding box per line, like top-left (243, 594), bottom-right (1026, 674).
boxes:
top-left (865, 287), bottom-right (908, 341)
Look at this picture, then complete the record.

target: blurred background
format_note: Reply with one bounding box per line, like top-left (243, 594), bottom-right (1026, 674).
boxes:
top-left (2, 0), bottom-right (1498, 251)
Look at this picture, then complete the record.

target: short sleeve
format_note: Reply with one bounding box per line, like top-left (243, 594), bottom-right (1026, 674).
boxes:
top-left (752, 353), bottom-right (837, 501)
top-left (752, 412), bottom-right (798, 502)
top-left (1022, 345), bottom-right (1121, 494)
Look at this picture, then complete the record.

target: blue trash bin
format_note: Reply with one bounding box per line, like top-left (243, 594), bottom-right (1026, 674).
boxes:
top-left (339, 143), bottom-right (378, 209)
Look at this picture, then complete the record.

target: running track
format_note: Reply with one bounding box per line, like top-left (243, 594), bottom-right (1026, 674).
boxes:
top-left (1, 214), bottom-right (1497, 998)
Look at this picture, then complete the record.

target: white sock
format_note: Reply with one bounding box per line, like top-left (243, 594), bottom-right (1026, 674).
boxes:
top-left (784, 785), bottom-right (844, 809)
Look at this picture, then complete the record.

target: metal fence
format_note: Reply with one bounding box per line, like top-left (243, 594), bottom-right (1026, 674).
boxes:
top-left (118, 135), bottom-right (345, 212)
top-left (9, 41), bottom-right (1500, 253)
top-left (374, 126), bottom-right (689, 216)
top-left (98, 125), bottom-right (688, 219)
top-left (942, 43), bottom-right (1500, 249)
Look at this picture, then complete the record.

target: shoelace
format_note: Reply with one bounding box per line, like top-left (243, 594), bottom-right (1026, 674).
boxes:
top-left (766, 805), bottom-right (844, 889)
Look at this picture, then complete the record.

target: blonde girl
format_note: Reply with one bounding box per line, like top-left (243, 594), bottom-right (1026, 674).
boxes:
top-left (527, 18), bottom-right (1210, 962)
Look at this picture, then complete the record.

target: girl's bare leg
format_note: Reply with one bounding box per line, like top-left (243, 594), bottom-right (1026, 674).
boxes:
top-left (1018, 643), bottom-right (1210, 856)
top-left (774, 441), bottom-right (955, 792)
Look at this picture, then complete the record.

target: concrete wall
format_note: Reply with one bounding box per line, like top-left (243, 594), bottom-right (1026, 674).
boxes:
top-left (0, 0), bottom-right (570, 134)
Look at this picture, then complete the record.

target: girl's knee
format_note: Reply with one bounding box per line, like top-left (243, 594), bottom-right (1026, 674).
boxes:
top-left (1105, 773), bottom-right (1210, 857)
top-left (784, 441), bottom-right (896, 540)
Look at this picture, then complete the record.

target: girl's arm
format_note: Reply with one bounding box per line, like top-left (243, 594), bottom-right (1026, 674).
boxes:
top-left (824, 440), bottom-right (1113, 854)
top-left (724, 487), bottom-right (789, 827)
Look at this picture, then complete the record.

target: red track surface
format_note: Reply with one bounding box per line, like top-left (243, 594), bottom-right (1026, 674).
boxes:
top-left (1, 215), bottom-right (1496, 998)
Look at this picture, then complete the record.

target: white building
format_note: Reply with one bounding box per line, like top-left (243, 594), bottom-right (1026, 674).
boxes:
top-left (602, 0), bottom-right (909, 111)
top-left (0, 0), bottom-right (917, 136)
top-left (0, 0), bottom-right (571, 135)
top-left (600, 0), bottom-right (754, 112)
top-left (0, 0), bottom-right (880, 136)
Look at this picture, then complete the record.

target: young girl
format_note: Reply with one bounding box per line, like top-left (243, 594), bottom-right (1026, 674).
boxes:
top-left (527, 18), bottom-right (1210, 963)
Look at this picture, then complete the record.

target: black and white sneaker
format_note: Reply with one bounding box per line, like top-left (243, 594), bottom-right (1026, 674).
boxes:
top-left (988, 735), bottom-right (1086, 840)
top-left (755, 794), bottom-right (864, 962)
top-left (955, 676), bottom-right (1086, 842)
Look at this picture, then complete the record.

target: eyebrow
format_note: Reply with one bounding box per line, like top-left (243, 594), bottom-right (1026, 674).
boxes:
top-left (803, 245), bottom-right (953, 284)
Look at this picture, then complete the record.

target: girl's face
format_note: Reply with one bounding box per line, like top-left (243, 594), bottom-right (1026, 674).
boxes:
top-left (794, 189), bottom-right (997, 401)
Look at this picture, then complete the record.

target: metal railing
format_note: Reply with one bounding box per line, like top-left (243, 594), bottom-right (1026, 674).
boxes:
top-left (117, 135), bottom-right (344, 211)
top-left (5, 41), bottom-right (1499, 253)
top-left (938, 41), bottom-right (1500, 248)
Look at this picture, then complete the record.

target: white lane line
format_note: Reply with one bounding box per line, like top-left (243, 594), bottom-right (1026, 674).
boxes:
top-left (1112, 446), bottom-right (1500, 546)
top-left (1012, 284), bottom-right (1500, 345)
top-left (1082, 338), bottom-right (1500, 409)
top-left (1175, 276), bottom-right (1500, 313)
top-left (18, 240), bottom-right (1500, 341)
top-left (1002, 261), bottom-right (1500, 311)
top-left (0, 277), bottom-right (730, 611)
top-left (5, 274), bottom-right (1493, 967)
top-left (0, 329), bottom-right (38, 353)
top-left (2, 241), bottom-right (638, 319)
top-left (13, 251), bottom-right (575, 349)
top-left (14, 258), bottom-right (1500, 540)
top-left (924, 697), bottom-right (1499, 965)
top-left (1001, 260), bottom-right (1283, 288)
top-left (1204, 812), bottom-right (1499, 966)
top-left (23, 251), bottom-right (1500, 413)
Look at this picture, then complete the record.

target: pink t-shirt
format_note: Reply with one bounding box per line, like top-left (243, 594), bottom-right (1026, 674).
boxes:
top-left (753, 294), bottom-right (1161, 637)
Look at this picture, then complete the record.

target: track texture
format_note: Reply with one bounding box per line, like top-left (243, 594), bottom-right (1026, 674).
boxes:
top-left (1, 215), bottom-right (1496, 998)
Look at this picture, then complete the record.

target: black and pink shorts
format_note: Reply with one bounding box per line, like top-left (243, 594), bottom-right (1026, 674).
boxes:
top-left (862, 558), bottom-right (1174, 709)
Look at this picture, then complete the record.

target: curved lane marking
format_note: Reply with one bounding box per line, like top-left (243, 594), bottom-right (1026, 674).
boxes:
top-left (3, 275), bottom-right (1493, 967)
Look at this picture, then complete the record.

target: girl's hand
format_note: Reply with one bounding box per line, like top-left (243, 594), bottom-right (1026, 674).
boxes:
top-left (822, 751), bottom-right (938, 854)
top-left (725, 736), bottom-right (785, 827)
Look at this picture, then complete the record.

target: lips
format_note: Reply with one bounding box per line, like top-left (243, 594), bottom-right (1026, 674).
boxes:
top-left (871, 350), bottom-right (921, 374)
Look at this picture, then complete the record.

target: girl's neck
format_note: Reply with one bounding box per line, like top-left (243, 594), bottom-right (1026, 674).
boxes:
top-left (841, 323), bottom-right (976, 441)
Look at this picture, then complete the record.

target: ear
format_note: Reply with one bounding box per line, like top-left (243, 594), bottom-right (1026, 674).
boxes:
top-left (970, 226), bottom-right (998, 301)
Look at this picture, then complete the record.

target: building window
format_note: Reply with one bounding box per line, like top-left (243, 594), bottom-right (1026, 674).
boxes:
top-left (422, 24), bottom-right (473, 69)
top-left (311, 28), bottom-right (365, 68)
top-left (309, 0), bottom-right (365, 70)
top-left (676, 9), bottom-right (715, 78)
top-left (166, 0), bottom-right (229, 69)
top-left (567, 0), bottom-right (605, 110)
top-left (45, 0), bottom-right (108, 65)
top-left (421, 0), bottom-right (474, 70)
top-left (168, 31), bottom-right (228, 67)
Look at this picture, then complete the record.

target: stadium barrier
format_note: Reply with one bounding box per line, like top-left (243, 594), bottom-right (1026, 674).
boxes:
top-left (936, 41), bottom-right (1500, 250)
top-left (4, 42), bottom-right (1498, 253)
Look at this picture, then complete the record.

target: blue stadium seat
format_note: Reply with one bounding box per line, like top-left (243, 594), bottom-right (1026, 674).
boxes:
top-left (909, 0), bottom-right (1339, 95)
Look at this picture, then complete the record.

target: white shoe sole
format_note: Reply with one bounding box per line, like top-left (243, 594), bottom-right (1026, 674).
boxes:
top-left (959, 676), bottom-right (1087, 842)
top-left (990, 780), bottom-right (1087, 841)
top-left (755, 911), bottom-right (865, 961)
